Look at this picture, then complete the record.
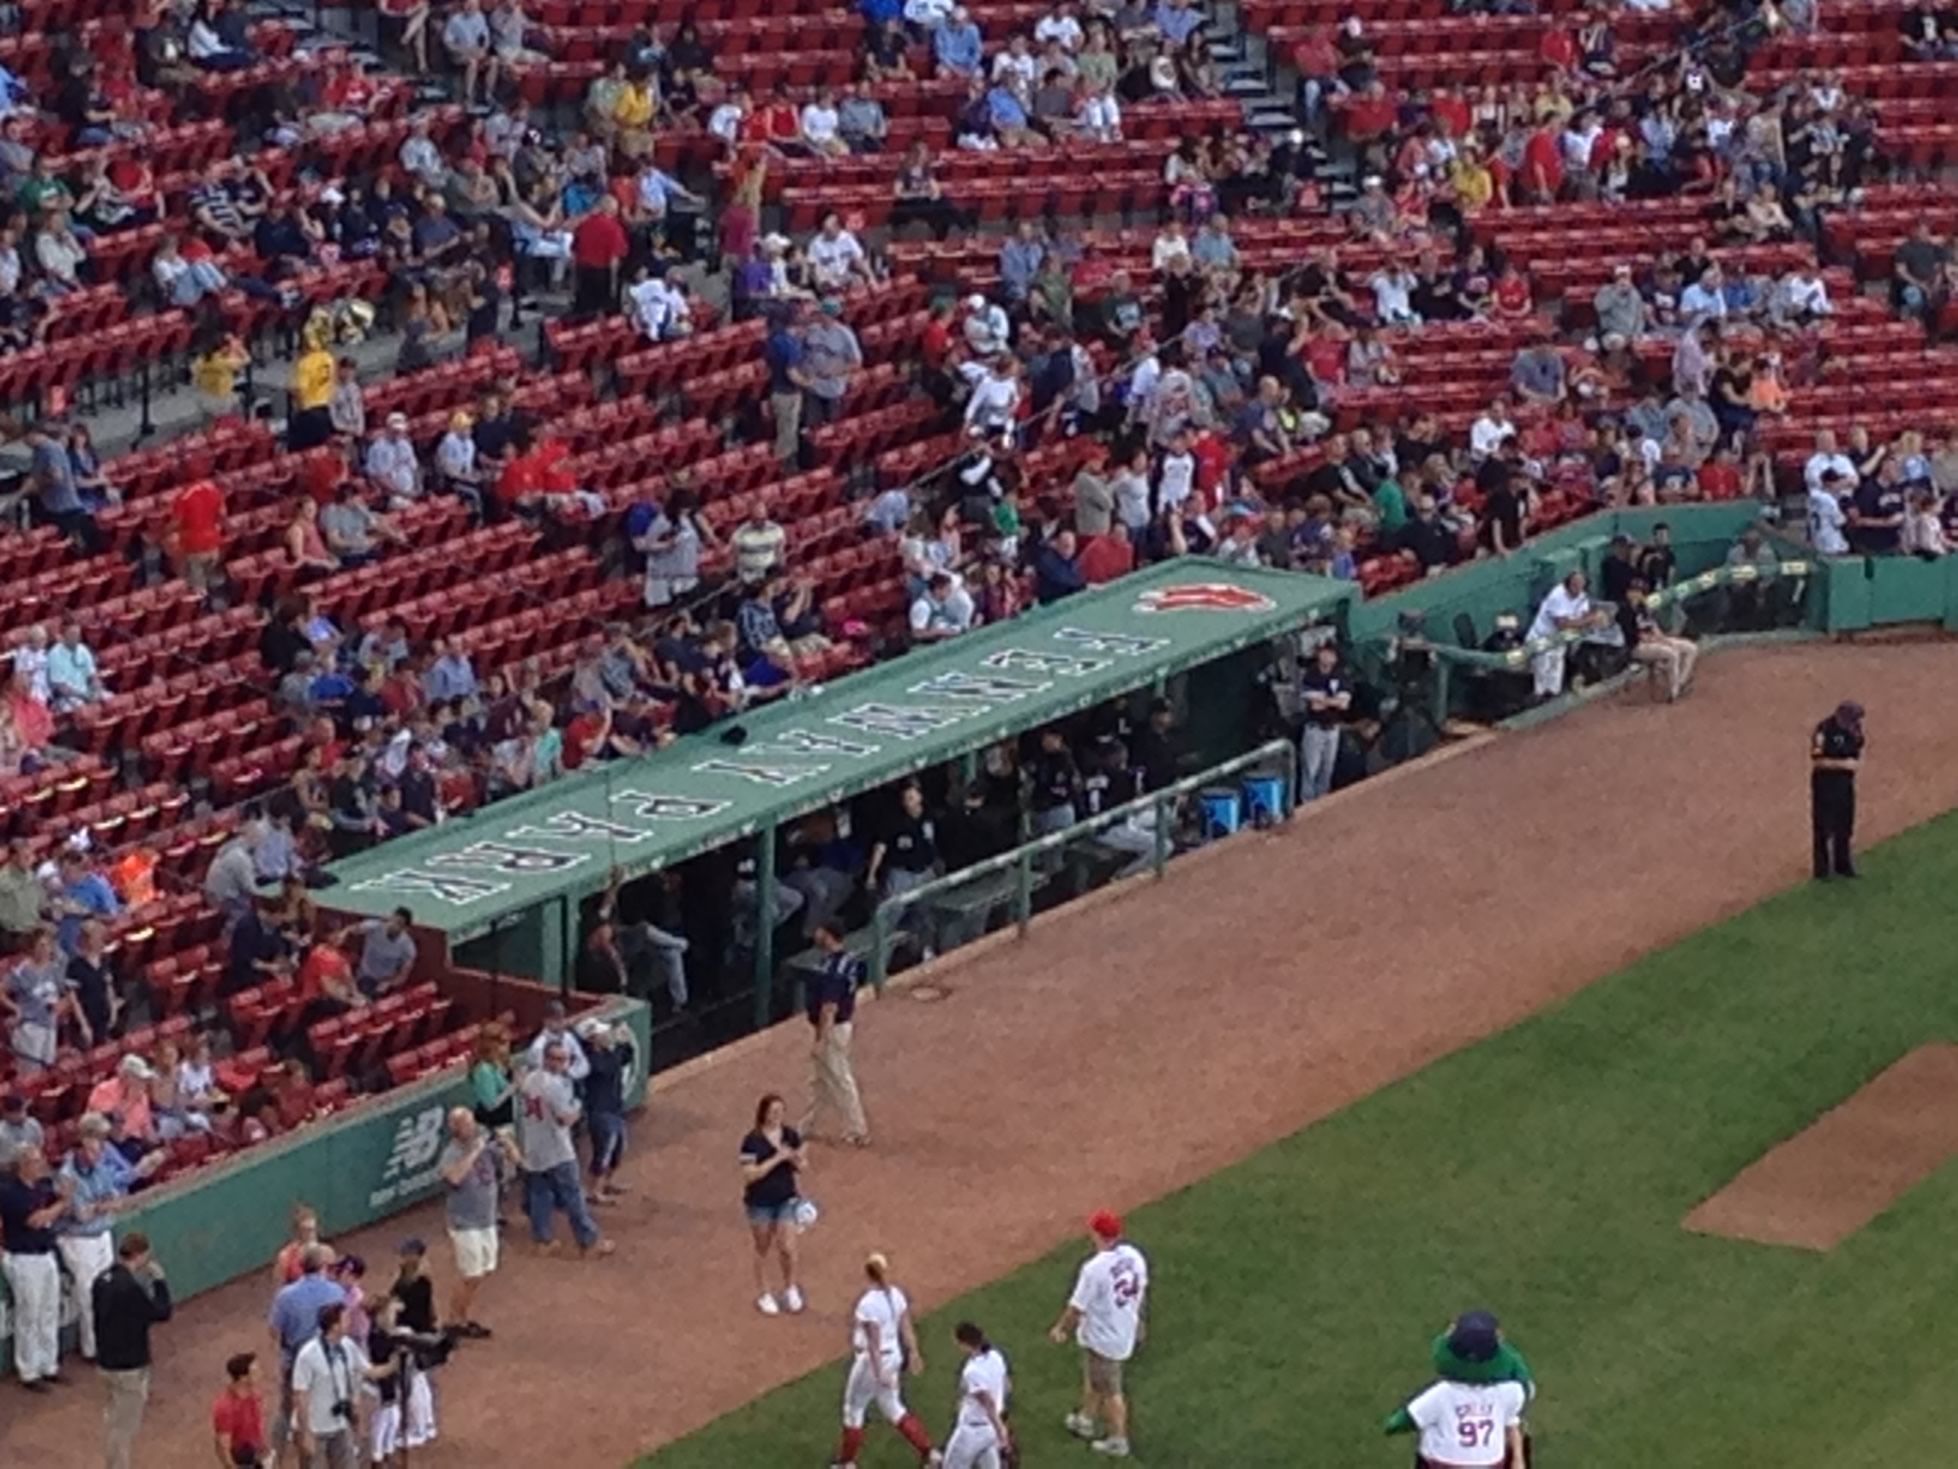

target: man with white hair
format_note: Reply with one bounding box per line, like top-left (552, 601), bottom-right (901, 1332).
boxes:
top-left (962, 293), bottom-right (1010, 356)
top-left (517, 1037), bottom-right (613, 1257)
top-left (11, 623), bottom-right (50, 702)
top-left (59, 1111), bottom-right (164, 1364)
top-left (364, 414), bottom-right (421, 507)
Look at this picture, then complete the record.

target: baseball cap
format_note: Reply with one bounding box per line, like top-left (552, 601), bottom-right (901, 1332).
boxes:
top-left (1447, 1310), bottom-right (1502, 1362)
top-left (386, 412), bottom-right (409, 431)
top-left (1088, 1210), bottom-right (1123, 1241)
top-left (574, 1015), bottom-right (611, 1041)
top-left (1835, 701), bottom-right (1865, 725)
top-left (398, 1237), bottom-right (427, 1258)
top-left (118, 1055), bottom-right (155, 1081)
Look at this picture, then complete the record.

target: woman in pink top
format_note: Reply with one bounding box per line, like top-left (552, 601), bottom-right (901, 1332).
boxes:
top-left (85, 1054), bottom-right (157, 1140)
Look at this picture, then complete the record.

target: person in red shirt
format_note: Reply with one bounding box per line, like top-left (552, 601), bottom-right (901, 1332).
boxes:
top-left (1521, 125), bottom-right (1564, 202)
top-left (170, 477), bottom-right (225, 590)
top-left (1492, 264), bottom-right (1533, 318)
top-left (1538, 27), bottom-right (1577, 75)
top-left (297, 940), bottom-right (360, 1013)
top-left (1340, 80), bottom-right (1398, 151)
top-left (212, 1352), bottom-right (268, 1467)
top-left (1290, 28), bottom-right (1339, 130)
top-left (1430, 90), bottom-right (1471, 143)
top-left (570, 196), bottom-right (630, 317)
top-left (757, 82), bottom-right (802, 150)
top-left (1077, 524), bottom-right (1136, 584)
top-left (1697, 445), bottom-right (1744, 500)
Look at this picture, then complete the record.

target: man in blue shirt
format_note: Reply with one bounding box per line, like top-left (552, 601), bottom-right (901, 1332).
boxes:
top-left (803, 923), bottom-right (870, 1145)
top-left (1155, 0), bottom-right (1203, 44)
top-left (998, 221), bottom-right (1045, 305)
top-left (765, 305), bottom-right (810, 464)
top-left (25, 422), bottom-right (101, 552)
top-left (266, 1246), bottom-right (347, 1456)
top-left (53, 851), bottom-right (120, 957)
top-left (59, 1112), bottom-right (162, 1364)
top-left (933, 7), bottom-right (983, 74)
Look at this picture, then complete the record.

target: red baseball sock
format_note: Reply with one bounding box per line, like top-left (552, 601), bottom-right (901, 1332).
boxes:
top-left (835, 1426), bottom-right (865, 1464)
top-left (897, 1414), bottom-right (935, 1457)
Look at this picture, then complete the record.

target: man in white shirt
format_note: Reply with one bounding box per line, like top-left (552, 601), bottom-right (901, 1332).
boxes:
top-left (806, 214), bottom-right (870, 293)
top-left (442, 0), bottom-right (498, 106)
top-left (46, 622), bottom-right (104, 710)
top-left (964, 357), bottom-right (1022, 436)
top-left (962, 294), bottom-right (1011, 356)
top-left (363, 414), bottom-right (421, 508)
top-left (1803, 428), bottom-right (1857, 494)
top-left (290, 1302), bottom-right (378, 1469)
top-left (1037, 2), bottom-right (1084, 50)
top-left (1469, 397), bottom-right (1515, 462)
top-left (1807, 471), bottom-right (1850, 555)
top-left (799, 89), bottom-right (848, 158)
top-left (1049, 1210), bottom-right (1149, 1459)
top-left (1772, 264), bottom-right (1831, 323)
top-left (1155, 431), bottom-right (1196, 514)
top-left (909, 573), bottom-right (974, 642)
top-left (1388, 1376), bottom-right (1528, 1467)
top-left (626, 269), bottom-right (690, 343)
top-left (1370, 262), bottom-right (1419, 325)
top-left (1527, 570), bottom-right (1606, 699)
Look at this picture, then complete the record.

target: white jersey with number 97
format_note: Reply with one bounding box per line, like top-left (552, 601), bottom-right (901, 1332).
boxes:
top-left (1407, 1379), bottom-right (1527, 1467)
top-left (1068, 1243), bottom-right (1149, 1361)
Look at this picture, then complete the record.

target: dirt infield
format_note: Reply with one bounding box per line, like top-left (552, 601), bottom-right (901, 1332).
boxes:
top-left (14, 640), bottom-right (1958, 1469)
top-left (1683, 1044), bottom-right (1958, 1251)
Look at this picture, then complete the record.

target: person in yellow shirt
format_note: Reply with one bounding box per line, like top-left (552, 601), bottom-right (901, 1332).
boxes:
top-left (192, 328), bottom-right (252, 423)
top-left (1449, 146), bottom-right (1494, 215)
top-left (612, 67), bottom-right (659, 160)
top-left (288, 325), bottom-right (337, 450)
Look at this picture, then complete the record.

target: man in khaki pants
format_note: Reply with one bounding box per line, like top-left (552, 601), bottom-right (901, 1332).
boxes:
top-left (91, 1230), bottom-right (172, 1469)
top-left (802, 922), bottom-right (870, 1146)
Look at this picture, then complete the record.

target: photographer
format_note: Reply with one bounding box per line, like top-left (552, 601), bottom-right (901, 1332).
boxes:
top-left (367, 1286), bottom-right (445, 1465)
top-left (290, 1302), bottom-right (394, 1469)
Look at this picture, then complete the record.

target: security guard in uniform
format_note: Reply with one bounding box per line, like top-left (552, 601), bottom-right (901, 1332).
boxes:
top-left (1811, 701), bottom-right (1865, 880)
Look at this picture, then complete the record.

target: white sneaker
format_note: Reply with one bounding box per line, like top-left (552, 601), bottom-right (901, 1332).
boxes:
top-left (1090, 1437), bottom-right (1132, 1458)
top-left (783, 1284), bottom-right (806, 1313)
top-left (756, 1292), bottom-right (781, 1316)
top-left (1065, 1412), bottom-right (1098, 1440)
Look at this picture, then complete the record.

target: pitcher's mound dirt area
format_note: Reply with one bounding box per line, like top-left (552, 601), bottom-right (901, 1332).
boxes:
top-left (1684, 1045), bottom-right (1958, 1251)
top-left (14, 642), bottom-right (1958, 1468)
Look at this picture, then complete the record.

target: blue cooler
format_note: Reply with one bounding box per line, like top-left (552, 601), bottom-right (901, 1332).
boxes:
top-left (1197, 788), bottom-right (1242, 840)
top-left (1241, 774), bottom-right (1287, 826)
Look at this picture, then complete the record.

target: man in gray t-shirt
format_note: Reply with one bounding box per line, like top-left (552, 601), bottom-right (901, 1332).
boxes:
top-left (515, 1042), bottom-right (611, 1256)
top-left (340, 909), bottom-right (418, 996)
top-left (439, 1106), bottom-right (512, 1333)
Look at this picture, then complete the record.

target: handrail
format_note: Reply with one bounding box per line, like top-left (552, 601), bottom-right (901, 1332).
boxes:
top-left (1412, 559), bottom-right (1814, 672)
top-left (867, 739), bottom-right (1296, 989)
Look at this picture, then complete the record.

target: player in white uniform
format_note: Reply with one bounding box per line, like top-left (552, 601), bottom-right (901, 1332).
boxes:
top-left (1389, 1376), bottom-right (1527, 1468)
top-left (1048, 1210), bottom-right (1148, 1459)
top-left (932, 1321), bottom-right (1012, 1469)
top-left (832, 1252), bottom-right (938, 1468)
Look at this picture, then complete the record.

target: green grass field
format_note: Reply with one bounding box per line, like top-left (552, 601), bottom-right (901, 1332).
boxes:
top-left (644, 815), bottom-right (1958, 1468)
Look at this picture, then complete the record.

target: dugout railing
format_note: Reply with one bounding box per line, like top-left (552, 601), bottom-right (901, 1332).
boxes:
top-left (865, 739), bottom-right (1297, 990)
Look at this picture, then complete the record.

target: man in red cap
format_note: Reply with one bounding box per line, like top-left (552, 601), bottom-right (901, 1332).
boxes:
top-left (1048, 1210), bottom-right (1148, 1458)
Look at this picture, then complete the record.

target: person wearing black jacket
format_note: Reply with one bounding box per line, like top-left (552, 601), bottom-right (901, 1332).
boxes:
top-left (93, 1231), bottom-right (172, 1469)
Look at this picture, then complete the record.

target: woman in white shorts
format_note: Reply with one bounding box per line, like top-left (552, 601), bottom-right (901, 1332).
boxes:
top-left (939, 1320), bottom-right (1013, 1469)
top-left (832, 1252), bottom-right (938, 1467)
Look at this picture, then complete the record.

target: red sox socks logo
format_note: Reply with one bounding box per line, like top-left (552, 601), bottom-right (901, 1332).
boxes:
top-left (1132, 582), bottom-right (1278, 615)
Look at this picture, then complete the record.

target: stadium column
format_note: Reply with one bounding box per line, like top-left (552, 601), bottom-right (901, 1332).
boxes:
top-left (753, 823), bottom-right (778, 1029)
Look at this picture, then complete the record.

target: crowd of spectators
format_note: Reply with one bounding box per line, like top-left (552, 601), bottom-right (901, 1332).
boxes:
top-left (0, 0), bottom-right (1952, 1297)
